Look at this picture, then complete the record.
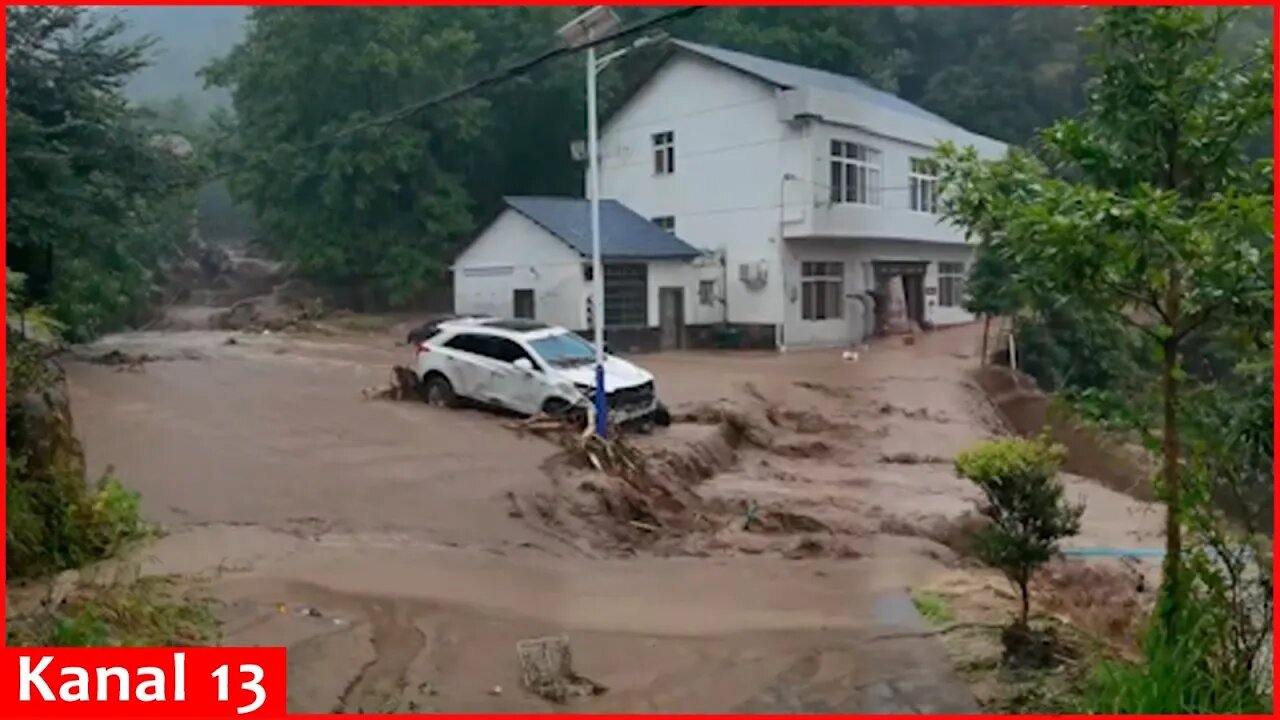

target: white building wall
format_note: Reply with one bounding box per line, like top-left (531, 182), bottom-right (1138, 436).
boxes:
top-left (597, 56), bottom-right (805, 329)
top-left (452, 210), bottom-right (586, 329)
top-left (783, 238), bottom-right (976, 348)
top-left (596, 49), bottom-right (1009, 348)
top-left (645, 260), bottom-right (701, 327)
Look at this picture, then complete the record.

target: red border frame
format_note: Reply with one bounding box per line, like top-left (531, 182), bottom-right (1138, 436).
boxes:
top-left (0, 2), bottom-right (1275, 718)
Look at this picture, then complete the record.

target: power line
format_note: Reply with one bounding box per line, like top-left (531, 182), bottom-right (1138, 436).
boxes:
top-left (185, 6), bottom-right (707, 190)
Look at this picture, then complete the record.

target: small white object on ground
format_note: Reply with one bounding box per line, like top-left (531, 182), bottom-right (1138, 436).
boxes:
top-left (490, 685), bottom-right (503, 696)
top-left (842, 350), bottom-right (860, 362)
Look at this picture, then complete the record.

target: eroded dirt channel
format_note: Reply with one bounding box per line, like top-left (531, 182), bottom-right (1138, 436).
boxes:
top-left (58, 323), bottom-right (1165, 712)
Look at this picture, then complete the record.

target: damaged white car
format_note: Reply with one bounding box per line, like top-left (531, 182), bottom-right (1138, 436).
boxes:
top-left (410, 317), bottom-right (669, 427)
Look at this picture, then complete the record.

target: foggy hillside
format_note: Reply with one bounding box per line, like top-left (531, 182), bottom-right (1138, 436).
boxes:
top-left (111, 6), bottom-right (248, 112)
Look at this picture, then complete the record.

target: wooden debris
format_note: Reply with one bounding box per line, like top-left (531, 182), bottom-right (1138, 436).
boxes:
top-left (362, 366), bottom-right (421, 401)
top-left (506, 412), bottom-right (680, 531)
top-left (84, 349), bottom-right (153, 373)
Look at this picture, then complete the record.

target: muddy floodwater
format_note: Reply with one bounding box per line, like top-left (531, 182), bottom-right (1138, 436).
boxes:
top-left (63, 324), bottom-right (1165, 712)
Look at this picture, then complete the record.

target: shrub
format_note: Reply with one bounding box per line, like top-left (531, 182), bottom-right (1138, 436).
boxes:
top-left (6, 467), bottom-right (151, 579)
top-left (955, 437), bottom-right (1084, 640)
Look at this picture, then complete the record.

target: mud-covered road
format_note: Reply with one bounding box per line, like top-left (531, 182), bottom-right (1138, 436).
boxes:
top-left (63, 323), bottom-right (1164, 712)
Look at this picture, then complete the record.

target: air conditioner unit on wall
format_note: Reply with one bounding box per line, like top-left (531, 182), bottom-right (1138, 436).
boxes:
top-left (739, 261), bottom-right (768, 291)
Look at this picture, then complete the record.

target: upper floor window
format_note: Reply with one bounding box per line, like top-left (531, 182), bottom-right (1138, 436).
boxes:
top-left (652, 131), bottom-right (675, 175)
top-left (909, 157), bottom-right (940, 214)
top-left (651, 215), bottom-right (675, 233)
top-left (937, 261), bottom-right (966, 307)
top-left (829, 140), bottom-right (881, 206)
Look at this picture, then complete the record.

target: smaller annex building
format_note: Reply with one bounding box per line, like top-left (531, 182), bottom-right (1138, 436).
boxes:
top-left (453, 196), bottom-right (727, 353)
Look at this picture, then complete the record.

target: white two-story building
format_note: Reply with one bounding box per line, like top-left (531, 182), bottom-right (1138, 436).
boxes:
top-left (595, 40), bottom-right (1008, 349)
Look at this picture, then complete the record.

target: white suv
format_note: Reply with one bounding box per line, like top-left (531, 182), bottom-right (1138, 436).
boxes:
top-left (410, 317), bottom-right (666, 425)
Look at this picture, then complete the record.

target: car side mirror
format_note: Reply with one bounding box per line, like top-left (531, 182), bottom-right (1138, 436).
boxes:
top-left (513, 358), bottom-right (535, 373)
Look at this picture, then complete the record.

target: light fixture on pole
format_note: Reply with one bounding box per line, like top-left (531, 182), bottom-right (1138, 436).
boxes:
top-left (557, 5), bottom-right (620, 438)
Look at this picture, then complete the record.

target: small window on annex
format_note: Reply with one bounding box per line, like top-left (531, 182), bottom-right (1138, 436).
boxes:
top-left (698, 280), bottom-right (716, 306)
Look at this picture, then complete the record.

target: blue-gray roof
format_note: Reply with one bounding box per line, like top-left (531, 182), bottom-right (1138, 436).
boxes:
top-left (673, 40), bottom-right (958, 128)
top-left (504, 196), bottom-right (701, 261)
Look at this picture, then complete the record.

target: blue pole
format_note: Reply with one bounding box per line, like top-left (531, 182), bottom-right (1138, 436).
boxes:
top-left (585, 43), bottom-right (608, 438)
top-left (594, 363), bottom-right (608, 437)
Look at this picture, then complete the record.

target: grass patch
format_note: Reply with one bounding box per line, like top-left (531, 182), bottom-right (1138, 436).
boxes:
top-left (1080, 621), bottom-right (1271, 714)
top-left (7, 576), bottom-right (219, 647)
top-left (911, 591), bottom-right (954, 626)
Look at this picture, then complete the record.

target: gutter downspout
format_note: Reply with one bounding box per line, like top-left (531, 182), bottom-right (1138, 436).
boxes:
top-left (720, 249), bottom-right (729, 326)
top-left (778, 172), bottom-right (797, 352)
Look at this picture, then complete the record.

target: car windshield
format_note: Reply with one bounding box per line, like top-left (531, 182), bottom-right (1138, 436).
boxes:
top-left (530, 332), bottom-right (596, 367)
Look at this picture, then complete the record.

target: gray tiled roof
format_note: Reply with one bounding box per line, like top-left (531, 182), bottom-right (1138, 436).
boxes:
top-left (505, 196), bottom-right (701, 261)
top-left (673, 40), bottom-right (958, 128)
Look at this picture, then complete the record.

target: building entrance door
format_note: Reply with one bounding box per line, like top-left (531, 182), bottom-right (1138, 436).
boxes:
top-left (658, 287), bottom-right (685, 350)
top-left (871, 261), bottom-right (928, 335)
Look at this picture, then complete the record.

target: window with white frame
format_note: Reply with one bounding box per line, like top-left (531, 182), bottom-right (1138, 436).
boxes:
top-left (829, 140), bottom-right (881, 205)
top-left (937, 261), bottom-right (966, 307)
top-left (651, 215), bottom-right (675, 233)
top-left (698, 279), bottom-right (716, 306)
top-left (652, 131), bottom-right (674, 175)
top-left (801, 261), bottom-right (844, 321)
top-left (909, 157), bottom-right (940, 214)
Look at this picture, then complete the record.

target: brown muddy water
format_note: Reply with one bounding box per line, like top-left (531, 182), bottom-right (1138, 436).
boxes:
top-left (54, 324), bottom-right (1164, 712)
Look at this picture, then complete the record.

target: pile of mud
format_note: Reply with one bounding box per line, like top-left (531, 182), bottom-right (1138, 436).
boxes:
top-left (514, 391), bottom-right (870, 559)
top-left (152, 233), bottom-right (344, 333)
top-left (516, 414), bottom-right (742, 539)
top-left (1034, 560), bottom-right (1152, 653)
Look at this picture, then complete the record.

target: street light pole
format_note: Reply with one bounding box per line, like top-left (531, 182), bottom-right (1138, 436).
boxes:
top-left (585, 43), bottom-right (608, 438)
top-left (557, 7), bottom-right (660, 438)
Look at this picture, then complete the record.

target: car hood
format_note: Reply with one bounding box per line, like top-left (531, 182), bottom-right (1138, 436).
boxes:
top-left (552, 355), bottom-right (653, 390)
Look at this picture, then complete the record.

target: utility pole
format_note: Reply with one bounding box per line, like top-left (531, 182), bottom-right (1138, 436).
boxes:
top-left (558, 6), bottom-right (620, 438)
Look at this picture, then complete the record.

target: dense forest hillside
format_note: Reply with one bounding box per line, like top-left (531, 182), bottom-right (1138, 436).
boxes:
top-left (94, 5), bottom-right (1271, 303)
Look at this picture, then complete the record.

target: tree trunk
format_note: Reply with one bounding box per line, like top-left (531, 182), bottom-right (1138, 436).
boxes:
top-left (981, 315), bottom-right (991, 365)
top-left (1159, 335), bottom-right (1183, 636)
top-left (1019, 573), bottom-right (1031, 629)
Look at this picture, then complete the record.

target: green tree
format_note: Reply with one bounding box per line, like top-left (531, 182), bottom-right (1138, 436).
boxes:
top-left (6, 6), bottom-right (198, 339)
top-left (955, 437), bottom-right (1083, 647)
top-left (938, 7), bottom-right (1272, 635)
top-left (203, 7), bottom-right (487, 308)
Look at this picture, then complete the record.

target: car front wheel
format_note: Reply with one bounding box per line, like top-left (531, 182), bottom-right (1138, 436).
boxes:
top-left (543, 397), bottom-right (587, 429)
top-left (421, 374), bottom-right (456, 408)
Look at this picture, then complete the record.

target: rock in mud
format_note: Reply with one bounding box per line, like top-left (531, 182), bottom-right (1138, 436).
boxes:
top-left (10, 354), bottom-right (86, 483)
top-left (515, 635), bottom-right (607, 704)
